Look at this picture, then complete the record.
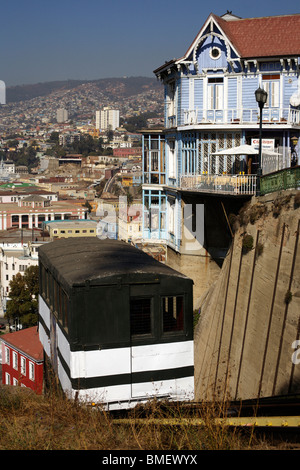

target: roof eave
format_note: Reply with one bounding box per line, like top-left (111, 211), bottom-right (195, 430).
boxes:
top-left (153, 59), bottom-right (178, 77)
top-left (177, 13), bottom-right (242, 65)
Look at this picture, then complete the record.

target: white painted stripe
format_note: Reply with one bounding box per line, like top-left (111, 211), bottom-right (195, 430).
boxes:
top-left (69, 341), bottom-right (194, 379)
top-left (70, 348), bottom-right (131, 378)
top-left (72, 376), bottom-right (194, 407)
top-left (38, 322), bottom-right (50, 357)
top-left (131, 376), bottom-right (194, 401)
top-left (39, 295), bottom-right (50, 330)
top-left (57, 322), bottom-right (71, 367)
top-left (131, 341), bottom-right (194, 373)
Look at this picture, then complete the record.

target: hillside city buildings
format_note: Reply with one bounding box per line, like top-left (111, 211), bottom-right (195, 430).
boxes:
top-left (0, 12), bottom-right (300, 399)
top-left (0, 79), bottom-right (151, 320)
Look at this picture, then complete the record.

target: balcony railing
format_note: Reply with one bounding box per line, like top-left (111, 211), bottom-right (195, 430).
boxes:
top-left (260, 166), bottom-right (300, 195)
top-left (182, 108), bottom-right (300, 126)
top-left (180, 174), bottom-right (257, 195)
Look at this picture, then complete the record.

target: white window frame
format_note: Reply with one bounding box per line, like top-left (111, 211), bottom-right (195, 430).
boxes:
top-left (207, 77), bottom-right (224, 110)
top-left (12, 350), bottom-right (18, 370)
top-left (166, 81), bottom-right (176, 117)
top-left (29, 361), bottom-right (35, 381)
top-left (262, 76), bottom-right (280, 108)
top-left (5, 372), bottom-right (10, 385)
top-left (5, 346), bottom-right (10, 364)
top-left (20, 356), bottom-right (26, 375)
top-left (168, 140), bottom-right (176, 179)
top-left (168, 197), bottom-right (175, 236)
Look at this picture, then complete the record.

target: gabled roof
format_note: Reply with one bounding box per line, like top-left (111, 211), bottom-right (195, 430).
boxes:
top-left (213, 13), bottom-right (300, 58)
top-left (155, 12), bottom-right (300, 74)
top-left (1, 326), bottom-right (43, 362)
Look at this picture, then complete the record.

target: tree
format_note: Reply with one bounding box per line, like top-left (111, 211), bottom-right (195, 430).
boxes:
top-left (125, 188), bottom-right (133, 206)
top-left (6, 265), bottom-right (39, 328)
top-left (48, 131), bottom-right (59, 143)
top-left (83, 201), bottom-right (92, 213)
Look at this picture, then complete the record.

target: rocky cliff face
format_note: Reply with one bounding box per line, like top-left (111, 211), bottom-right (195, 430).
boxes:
top-left (194, 190), bottom-right (300, 401)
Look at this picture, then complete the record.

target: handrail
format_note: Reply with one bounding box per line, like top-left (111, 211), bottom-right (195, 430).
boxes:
top-left (182, 108), bottom-right (300, 126)
top-left (180, 174), bottom-right (257, 195)
top-left (260, 166), bottom-right (300, 195)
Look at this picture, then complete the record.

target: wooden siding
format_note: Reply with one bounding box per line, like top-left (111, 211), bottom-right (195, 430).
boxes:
top-left (196, 35), bottom-right (227, 73)
top-left (227, 77), bottom-right (238, 109)
top-left (241, 76), bottom-right (259, 121)
top-left (283, 75), bottom-right (298, 109)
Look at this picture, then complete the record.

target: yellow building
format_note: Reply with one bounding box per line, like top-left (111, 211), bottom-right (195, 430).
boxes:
top-left (44, 220), bottom-right (98, 239)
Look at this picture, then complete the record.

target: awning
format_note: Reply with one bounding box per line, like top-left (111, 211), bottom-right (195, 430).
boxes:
top-left (211, 144), bottom-right (258, 156)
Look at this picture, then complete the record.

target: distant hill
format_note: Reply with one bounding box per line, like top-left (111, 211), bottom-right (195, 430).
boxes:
top-left (6, 77), bottom-right (162, 103)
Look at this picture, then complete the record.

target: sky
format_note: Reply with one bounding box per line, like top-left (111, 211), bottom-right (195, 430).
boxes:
top-left (0, 0), bottom-right (299, 87)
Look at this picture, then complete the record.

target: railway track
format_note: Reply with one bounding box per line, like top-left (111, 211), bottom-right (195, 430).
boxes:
top-left (112, 395), bottom-right (300, 429)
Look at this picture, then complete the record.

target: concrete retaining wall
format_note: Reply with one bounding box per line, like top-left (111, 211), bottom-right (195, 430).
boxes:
top-left (194, 190), bottom-right (300, 401)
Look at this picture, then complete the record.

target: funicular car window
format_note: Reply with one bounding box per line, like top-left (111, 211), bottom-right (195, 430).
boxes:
top-left (130, 297), bottom-right (152, 336)
top-left (162, 296), bottom-right (184, 333)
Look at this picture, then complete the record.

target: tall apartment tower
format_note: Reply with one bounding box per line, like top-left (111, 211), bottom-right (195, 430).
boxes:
top-left (96, 108), bottom-right (119, 131)
top-left (56, 108), bottom-right (68, 123)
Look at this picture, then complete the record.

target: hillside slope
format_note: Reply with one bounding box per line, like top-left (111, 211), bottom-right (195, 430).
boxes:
top-left (6, 77), bottom-right (162, 103)
top-left (194, 190), bottom-right (300, 401)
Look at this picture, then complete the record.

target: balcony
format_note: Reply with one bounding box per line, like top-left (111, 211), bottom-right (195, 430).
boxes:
top-left (180, 174), bottom-right (257, 195)
top-left (182, 108), bottom-right (300, 126)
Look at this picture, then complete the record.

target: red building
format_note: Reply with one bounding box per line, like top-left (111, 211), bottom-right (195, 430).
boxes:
top-left (1, 327), bottom-right (44, 394)
top-left (113, 147), bottom-right (142, 158)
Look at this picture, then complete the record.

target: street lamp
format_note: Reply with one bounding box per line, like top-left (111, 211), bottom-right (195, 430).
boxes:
top-left (255, 87), bottom-right (268, 195)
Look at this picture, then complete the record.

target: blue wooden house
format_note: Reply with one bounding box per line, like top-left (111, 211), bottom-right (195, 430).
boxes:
top-left (142, 12), bottom-right (300, 253)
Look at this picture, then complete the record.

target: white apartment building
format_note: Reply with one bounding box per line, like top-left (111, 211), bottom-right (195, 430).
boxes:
top-left (96, 108), bottom-right (120, 131)
top-left (0, 242), bottom-right (46, 316)
top-left (0, 160), bottom-right (15, 176)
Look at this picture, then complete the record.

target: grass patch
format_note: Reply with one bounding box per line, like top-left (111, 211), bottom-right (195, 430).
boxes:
top-left (272, 194), bottom-right (292, 218)
top-left (249, 204), bottom-right (267, 224)
top-left (0, 386), bottom-right (267, 450)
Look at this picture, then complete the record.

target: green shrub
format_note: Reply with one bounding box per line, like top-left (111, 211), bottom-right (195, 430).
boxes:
top-left (249, 204), bottom-right (267, 224)
top-left (294, 192), bottom-right (300, 209)
top-left (284, 291), bottom-right (293, 305)
top-left (193, 309), bottom-right (201, 328)
top-left (242, 234), bottom-right (253, 254)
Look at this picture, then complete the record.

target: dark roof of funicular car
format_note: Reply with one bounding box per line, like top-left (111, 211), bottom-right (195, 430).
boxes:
top-left (39, 237), bottom-right (191, 289)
